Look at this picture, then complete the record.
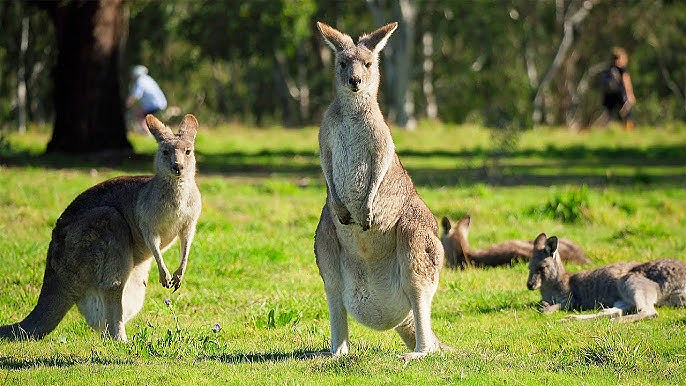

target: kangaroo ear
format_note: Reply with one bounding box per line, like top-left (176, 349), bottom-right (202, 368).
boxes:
top-left (146, 114), bottom-right (172, 143)
top-left (358, 22), bottom-right (398, 54)
top-left (545, 236), bottom-right (559, 256)
top-left (317, 21), bottom-right (354, 52)
top-left (457, 215), bottom-right (471, 230)
top-left (178, 114), bottom-right (198, 141)
top-left (533, 233), bottom-right (548, 250)
top-left (441, 217), bottom-right (451, 234)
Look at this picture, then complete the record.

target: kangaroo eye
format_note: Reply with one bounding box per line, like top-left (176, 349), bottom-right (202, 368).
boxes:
top-left (185, 149), bottom-right (191, 155)
top-left (365, 62), bottom-right (372, 68)
top-left (162, 150), bottom-right (169, 155)
top-left (340, 62), bottom-right (346, 69)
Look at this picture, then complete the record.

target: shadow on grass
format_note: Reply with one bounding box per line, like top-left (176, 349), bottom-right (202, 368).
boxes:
top-left (202, 348), bottom-right (328, 364)
top-left (2, 142), bottom-right (686, 187)
top-left (472, 300), bottom-right (541, 314)
top-left (455, 300), bottom-right (541, 315)
top-left (0, 355), bottom-right (134, 369)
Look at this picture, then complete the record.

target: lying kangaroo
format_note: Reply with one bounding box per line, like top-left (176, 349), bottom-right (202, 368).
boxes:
top-left (314, 21), bottom-right (448, 362)
top-left (0, 114), bottom-right (201, 341)
top-left (441, 215), bottom-right (589, 269)
top-left (527, 233), bottom-right (686, 322)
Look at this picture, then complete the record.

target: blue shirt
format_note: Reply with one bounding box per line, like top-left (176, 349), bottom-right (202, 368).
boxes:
top-left (130, 74), bottom-right (167, 112)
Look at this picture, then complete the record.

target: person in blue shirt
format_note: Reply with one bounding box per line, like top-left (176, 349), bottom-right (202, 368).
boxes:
top-left (126, 65), bottom-right (167, 133)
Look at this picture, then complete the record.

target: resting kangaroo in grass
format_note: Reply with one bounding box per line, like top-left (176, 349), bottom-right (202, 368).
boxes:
top-left (527, 233), bottom-right (686, 322)
top-left (314, 21), bottom-right (448, 362)
top-left (441, 215), bottom-right (589, 269)
top-left (0, 114), bottom-right (201, 341)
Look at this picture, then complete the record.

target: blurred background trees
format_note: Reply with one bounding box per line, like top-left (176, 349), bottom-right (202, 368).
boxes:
top-left (0, 0), bottom-right (684, 150)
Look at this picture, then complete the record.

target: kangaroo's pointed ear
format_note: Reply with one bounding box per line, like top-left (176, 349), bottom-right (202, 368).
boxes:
top-left (317, 21), bottom-right (354, 52)
top-left (441, 217), bottom-right (451, 234)
top-left (545, 236), bottom-right (559, 257)
top-left (358, 22), bottom-right (398, 54)
top-left (178, 114), bottom-right (198, 141)
top-left (534, 233), bottom-right (548, 250)
top-left (457, 215), bottom-right (471, 230)
top-left (146, 114), bottom-right (173, 143)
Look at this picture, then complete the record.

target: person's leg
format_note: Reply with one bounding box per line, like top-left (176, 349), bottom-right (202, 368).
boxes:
top-left (622, 105), bottom-right (634, 131)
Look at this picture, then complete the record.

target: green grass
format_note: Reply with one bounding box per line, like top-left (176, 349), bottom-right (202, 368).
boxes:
top-left (1, 122), bottom-right (686, 384)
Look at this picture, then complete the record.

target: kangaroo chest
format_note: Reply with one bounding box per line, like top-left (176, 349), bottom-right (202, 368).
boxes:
top-left (137, 185), bottom-right (197, 249)
top-left (155, 204), bottom-right (185, 247)
top-left (330, 119), bottom-right (374, 205)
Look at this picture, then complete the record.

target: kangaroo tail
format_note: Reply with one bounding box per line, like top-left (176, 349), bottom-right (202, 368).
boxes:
top-left (0, 265), bottom-right (74, 340)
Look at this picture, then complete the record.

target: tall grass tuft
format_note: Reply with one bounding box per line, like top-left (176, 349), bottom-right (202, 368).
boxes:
top-left (533, 185), bottom-right (591, 223)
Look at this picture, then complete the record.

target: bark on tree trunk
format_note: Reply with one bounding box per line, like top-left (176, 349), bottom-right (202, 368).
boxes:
top-left (422, 32), bottom-right (437, 120)
top-left (367, 0), bottom-right (417, 130)
top-left (18, 13), bottom-right (28, 134)
top-left (297, 42), bottom-right (310, 123)
top-left (44, 0), bottom-right (131, 154)
top-left (532, 0), bottom-right (597, 125)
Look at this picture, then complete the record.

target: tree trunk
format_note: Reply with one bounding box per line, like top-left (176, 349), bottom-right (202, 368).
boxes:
top-left (17, 13), bottom-right (28, 134)
top-left (532, 0), bottom-right (597, 125)
top-left (44, 0), bottom-right (131, 154)
top-left (297, 42), bottom-right (310, 123)
top-left (273, 50), bottom-right (297, 127)
top-left (422, 32), bottom-right (437, 120)
top-left (367, 0), bottom-right (417, 129)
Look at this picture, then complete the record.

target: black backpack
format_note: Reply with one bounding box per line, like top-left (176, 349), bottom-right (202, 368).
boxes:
top-left (600, 66), bottom-right (623, 94)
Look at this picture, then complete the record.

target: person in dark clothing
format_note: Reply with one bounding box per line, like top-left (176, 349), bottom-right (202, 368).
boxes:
top-left (596, 47), bottom-right (636, 131)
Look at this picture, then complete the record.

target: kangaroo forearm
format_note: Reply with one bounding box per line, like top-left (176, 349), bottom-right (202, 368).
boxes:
top-left (177, 228), bottom-right (195, 273)
top-left (321, 155), bottom-right (339, 202)
top-left (152, 248), bottom-right (169, 273)
top-left (144, 235), bottom-right (170, 275)
top-left (322, 157), bottom-right (346, 210)
top-left (365, 147), bottom-right (393, 209)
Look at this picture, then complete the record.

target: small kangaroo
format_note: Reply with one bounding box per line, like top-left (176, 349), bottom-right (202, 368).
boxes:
top-left (314, 21), bottom-right (448, 362)
top-left (441, 215), bottom-right (589, 269)
top-left (527, 233), bottom-right (686, 322)
top-left (0, 114), bottom-right (201, 341)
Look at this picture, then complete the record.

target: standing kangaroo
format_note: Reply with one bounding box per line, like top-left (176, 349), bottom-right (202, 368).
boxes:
top-left (441, 215), bottom-right (589, 269)
top-left (527, 233), bottom-right (686, 322)
top-left (314, 21), bottom-right (448, 362)
top-left (0, 114), bottom-right (201, 341)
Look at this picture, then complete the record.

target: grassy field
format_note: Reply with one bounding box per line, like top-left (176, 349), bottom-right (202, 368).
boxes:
top-left (0, 122), bottom-right (685, 385)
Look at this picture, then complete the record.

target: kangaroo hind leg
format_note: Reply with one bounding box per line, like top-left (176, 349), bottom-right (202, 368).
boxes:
top-left (614, 274), bottom-right (660, 323)
top-left (122, 259), bottom-right (152, 324)
top-left (396, 201), bottom-right (446, 362)
top-left (72, 207), bottom-right (133, 340)
top-left (315, 206), bottom-right (349, 356)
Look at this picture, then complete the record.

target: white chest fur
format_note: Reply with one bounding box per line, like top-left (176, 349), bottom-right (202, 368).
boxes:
top-left (330, 118), bottom-right (372, 207)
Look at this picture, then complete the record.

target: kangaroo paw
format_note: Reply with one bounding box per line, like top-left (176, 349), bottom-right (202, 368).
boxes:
top-left (361, 206), bottom-right (373, 231)
top-left (171, 269), bottom-right (184, 292)
top-left (159, 270), bottom-right (172, 288)
top-left (398, 351), bottom-right (428, 367)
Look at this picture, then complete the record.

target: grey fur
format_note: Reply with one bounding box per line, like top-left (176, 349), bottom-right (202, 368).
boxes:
top-left (527, 233), bottom-right (686, 322)
top-left (314, 21), bottom-right (448, 362)
top-left (0, 114), bottom-right (202, 341)
top-left (441, 215), bottom-right (589, 269)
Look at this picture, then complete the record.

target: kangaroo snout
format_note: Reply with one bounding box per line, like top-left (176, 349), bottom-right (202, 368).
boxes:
top-left (348, 76), bottom-right (361, 90)
top-left (172, 162), bottom-right (183, 175)
top-left (527, 277), bottom-right (540, 291)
